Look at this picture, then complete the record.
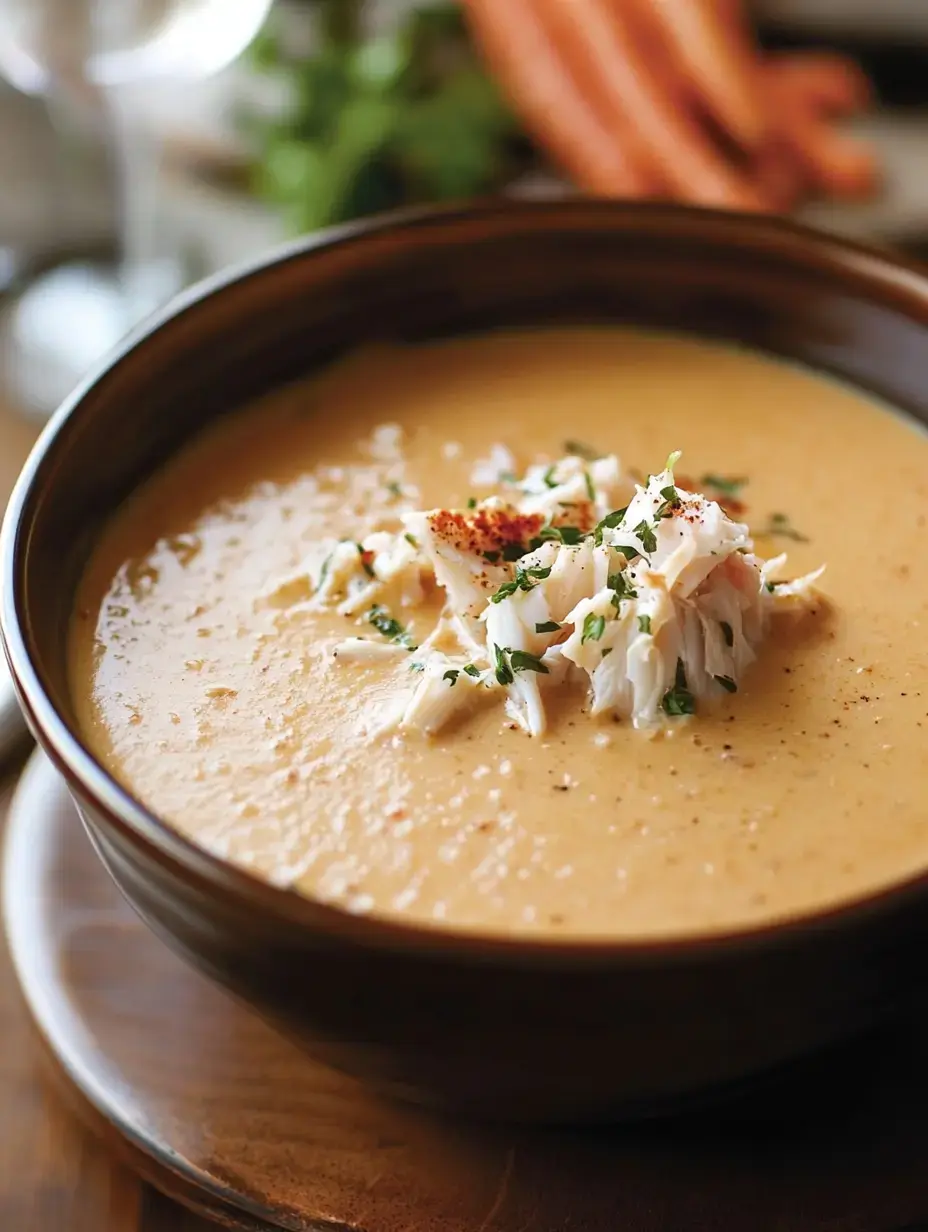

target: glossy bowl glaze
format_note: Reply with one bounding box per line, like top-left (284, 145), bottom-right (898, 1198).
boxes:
top-left (5, 201), bottom-right (928, 1124)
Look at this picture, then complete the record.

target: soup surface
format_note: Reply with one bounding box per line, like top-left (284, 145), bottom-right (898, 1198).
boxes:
top-left (71, 329), bottom-right (928, 938)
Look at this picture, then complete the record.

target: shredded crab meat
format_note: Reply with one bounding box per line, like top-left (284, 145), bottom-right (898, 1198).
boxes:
top-left (285, 445), bottom-right (824, 738)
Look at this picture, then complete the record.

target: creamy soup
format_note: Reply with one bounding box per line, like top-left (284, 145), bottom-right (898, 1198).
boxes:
top-left (70, 329), bottom-right (928, 938)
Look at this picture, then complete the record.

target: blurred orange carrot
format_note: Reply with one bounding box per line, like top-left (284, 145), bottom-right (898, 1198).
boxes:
top-left (464, 0), bottom-right (656, 196)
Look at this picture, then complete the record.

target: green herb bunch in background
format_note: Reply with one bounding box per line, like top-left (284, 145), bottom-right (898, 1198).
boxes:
top-left (247, 0), bottom-right (532, 233)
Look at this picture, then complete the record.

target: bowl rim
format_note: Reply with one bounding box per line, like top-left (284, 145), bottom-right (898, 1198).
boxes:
top-left (5, 195), bottom-right (928, 964)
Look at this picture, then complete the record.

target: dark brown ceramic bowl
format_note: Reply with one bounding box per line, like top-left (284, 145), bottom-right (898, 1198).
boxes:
top-left (5, 200), bottom-right (928, 1124)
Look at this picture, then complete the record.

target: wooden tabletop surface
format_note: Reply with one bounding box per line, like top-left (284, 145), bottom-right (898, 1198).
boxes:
top-left (0, 401), bottom-right (212, 1230)
top-left (0, 770), bottom-right (216, 1232)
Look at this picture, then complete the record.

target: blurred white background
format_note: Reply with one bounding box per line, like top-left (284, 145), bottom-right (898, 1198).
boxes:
top-left (1, 0), bottom-right (928, 289)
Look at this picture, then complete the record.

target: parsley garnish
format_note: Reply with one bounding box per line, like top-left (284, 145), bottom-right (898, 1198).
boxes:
top-left (720, 620), bottom-right (734, 648)
top-left (584, 471), bottom-right (596, 502)
top-left (609, 571), bottom-right (637, 601)
top-left (638, 615), bottom-right (652, 635)
top-left (593, 506), bottom-right (627, 546)
top-left (491, 580), bottom-right (520, 604)
top-left (528, 524), bottom-right (587, 550)
top-left (535, 620), bottom-right (561, 633)
top-left (443, 669), bottom-right (460, 686)
top-left (661, 659), bottom-right (696, 717)
top-left (403, 532), bottom-right (418, 548)
top-left (490, 563), bottom-right (552, 604)
top-left (633, 520), bottom-right (657, 554)
top-left (715, 675), bottom-right (737, 693)
top-left (510, 649), bottom-right (550, 675)
top-left (466, 497), bottom-right (477, 509)
top-left (701, 473), bottom-right (747, 497)
top-left (616, 545), bottom-right (640, 561)
top-left (601, 647), bottom-right (613, 657)
top-left (493, 643), bottom-right (514, 685)
top-left (463, 664), bottom-right (481, 678)
top-left (542, 464), bottom-right (558, 489)
top-left (409, 660), bottom-right (425, 673)
top-left (501, 542), bottom-right (525, 562)
top-left (493, 645), bottom-right (550, 680)
top-left (654, 484), bottom-right (679, 521)
top-left (564, 439), bottom-right (602, 461)
top-left (582, 613), bottom-right (606, 643)
top-left (386, 480), bottom-right (403, 498)
top-left (483, 550), bottom-right (500, 564)
top-left (757, 512), bottom-right (809, 543)
top-left (367, 605), bottom-right (416, 648)
top-left (665, 449), bottom-right (682, 473)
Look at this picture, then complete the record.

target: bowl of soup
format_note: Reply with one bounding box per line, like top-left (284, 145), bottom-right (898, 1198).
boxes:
top-left (5, 200), bottom-right (928, 1123)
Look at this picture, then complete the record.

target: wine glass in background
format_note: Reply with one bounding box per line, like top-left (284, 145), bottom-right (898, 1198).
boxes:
top-left (0, 0), bottom-right (274, 419)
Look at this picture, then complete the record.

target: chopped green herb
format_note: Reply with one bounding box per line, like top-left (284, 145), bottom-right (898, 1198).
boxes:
top-left (367, 604), bottom-right (416, 648)
top-left (510, 649), bottom-right (550, 675)
top-left (443, 669), bottom-right (460, 686)
top-left (490, 563), bottom-right (553, 605)
top-left (409, 660), bottom-right (425, 673)
top-left (463, 664), bottom-right (481, 678)
top-left (601, 647), bottom-right (613, 657)
top-left (559, 525), bottom-right (587, 546)
top-left (665, 449), bottom-right (682, 473)
top-left (318, 553), bottom-right (332, 586)
top-left (542, 464), bottom-right (558, 489)
top-left (501, 542), bottom-right (525, 562)
top-left (467, 497), bottom-right (478, 509)
top-left (757, 512), bottom-right (809, 543)
top-left (661, 659), bottom-right (696, 717)
top-left (616, 545), bottom-right (640, 561)
top-left (386, 480), bottom-right (403, 498)
top-left (638, 615), bottom-right (652, 635)
top-left (535, 620), bottom-right (561, 634)
top-left (715, 675), bottom-right (737, 693)
top-left (498, 470), bottom-right (517, 484)
top-left (584, 471), bottom-right (596, 502)
top-left (531, 523), bottom-right (587, 549)
top-left (564, 439), bottom-right (602, 462)
top-left (608, 570), bottom-right (637, 601)
top-left (609, 570), bottom-right (637, 609)
top-left (633, 520), bottom-right (657, 554)
top-left (654, 484), bottom-right (679, 521)
top-left (531, 525), bottom-right (560, 549)
top-left (700, 473), bottom-right (747, 498)
top-left (582, 613), bottom-right (606, 644)
top-left (483, 550), bottom-right (501, 564)
top-left (356, 543), bottom-right (375, 577)
top-left (593, 506), bottom-right (627, 546)
top-left (491, 579), bottom-right (520, 604)
top-left (403, 532), bottom-right (418, 548)
top-left (493, 643), bottom-right (514, 686)
top-left (720, 620), bottom-right (734, 647)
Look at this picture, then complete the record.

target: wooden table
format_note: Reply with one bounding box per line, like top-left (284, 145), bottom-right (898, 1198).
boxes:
top-left (0, 403), bottom-right (208, 1230)
top-left (0, 772), bottom-right (211, 1231)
